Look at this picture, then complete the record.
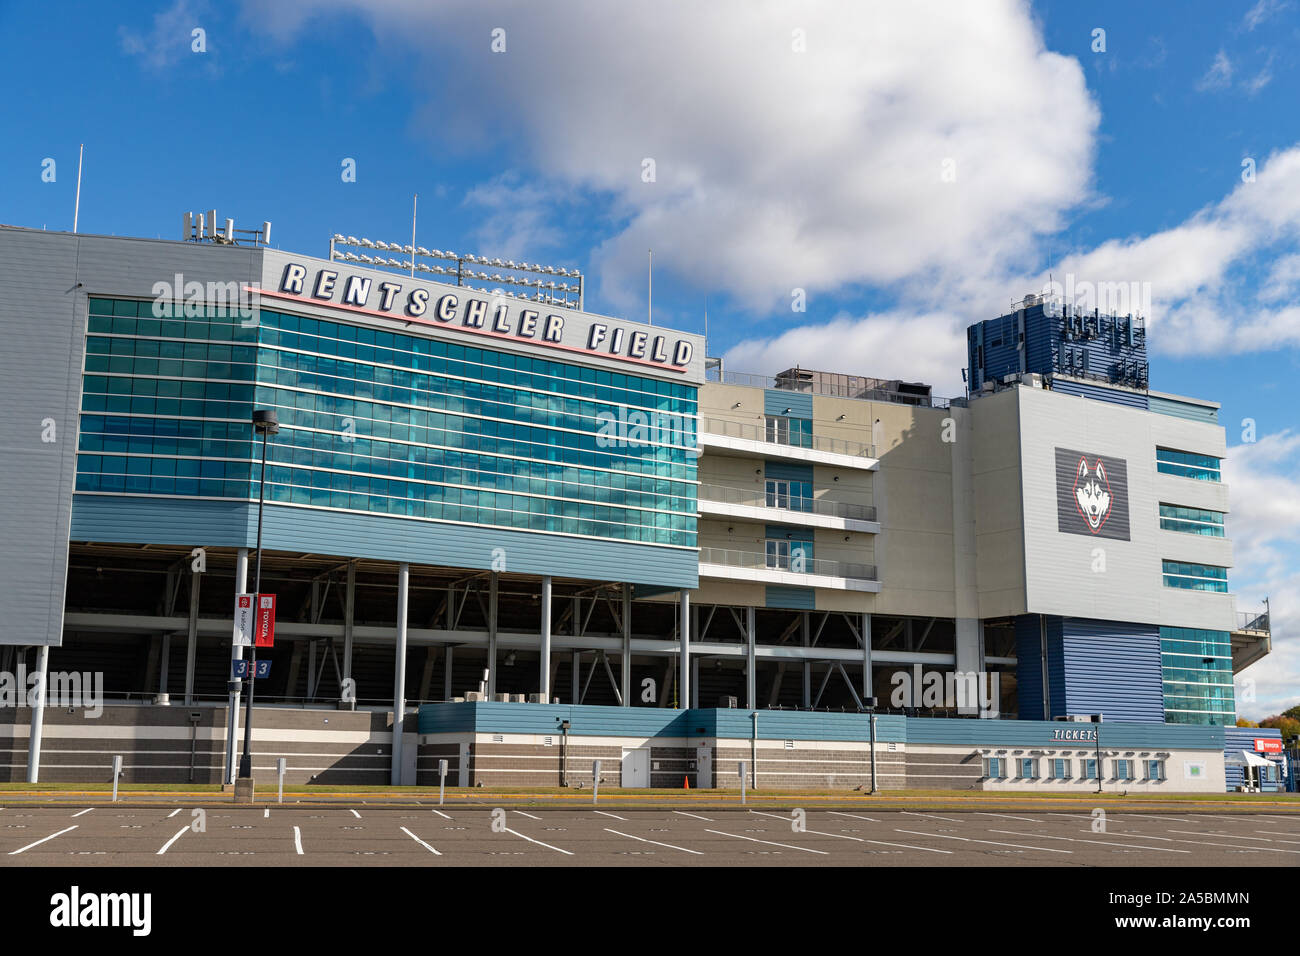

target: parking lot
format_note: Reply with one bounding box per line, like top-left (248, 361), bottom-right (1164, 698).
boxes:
top-left (2, 805), bottom-right (1296, 866)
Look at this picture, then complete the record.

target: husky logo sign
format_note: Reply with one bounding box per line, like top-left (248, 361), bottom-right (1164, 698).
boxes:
top-left (1055, 447), bottom-right (1129, 541)
top-left (1074, 457), bottom-right (1112, 531)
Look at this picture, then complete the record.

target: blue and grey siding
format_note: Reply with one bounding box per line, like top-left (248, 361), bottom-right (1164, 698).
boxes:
top-left (1013, 615), bottom-right (1164, 723)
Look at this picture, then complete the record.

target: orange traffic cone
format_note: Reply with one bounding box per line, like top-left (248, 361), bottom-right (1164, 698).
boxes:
top-left (683, 775), bottom-right (690, 789)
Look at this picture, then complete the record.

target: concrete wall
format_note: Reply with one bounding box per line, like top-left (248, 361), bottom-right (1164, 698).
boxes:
top-left (0, 703), bottom-right (408, 786)
top-left (1017, 386), bottom-right (1235, 630)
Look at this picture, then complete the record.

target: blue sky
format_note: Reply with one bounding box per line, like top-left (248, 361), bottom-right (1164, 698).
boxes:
top-left (1, 0), bottom-right (1296, 717)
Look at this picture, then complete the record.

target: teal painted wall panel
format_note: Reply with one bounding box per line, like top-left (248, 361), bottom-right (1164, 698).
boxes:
top-left (70, 494), bottom-right (699, 587)
top-left (763, 390), bottom-right (813, 418)
top-left (764, 461), bottom-right (813, 482)
top-left (1149, 395), bottom-right (1219, 425)
top-left (765, 585), bottom-right (815, 609)
top-left (418, 703), bottom-right (1226, 752)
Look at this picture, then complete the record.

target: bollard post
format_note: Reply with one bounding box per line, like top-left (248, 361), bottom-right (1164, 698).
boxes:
top-left (111, 755), bottom-right (123, 802)
top-left (277, 757), bottom-right (287, 804)
top-left (592, 759), bottom-right (601, 804)
top-left (438, 759), bottom-right (448, 806)
top-left (739, 761), bottom-right (747, 805)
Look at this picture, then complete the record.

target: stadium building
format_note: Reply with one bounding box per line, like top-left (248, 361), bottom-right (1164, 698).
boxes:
top-left (0, 220), bottom-right (1285, 792)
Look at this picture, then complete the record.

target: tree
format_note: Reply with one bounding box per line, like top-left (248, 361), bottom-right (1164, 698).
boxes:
top-left (1236, 718), bottom-right (1259, 728)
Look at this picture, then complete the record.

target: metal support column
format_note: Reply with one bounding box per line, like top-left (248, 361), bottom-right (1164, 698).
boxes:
top-left (342, 560), bottom-right (356, 700)
top-left (571, 650), bottom-right (580, 704)
top-left (801, 611), bottom-right (811, 708)
top-left (862, 612), bottom-right (873, 702)
top-left (184, 567), bottom-right (201, 705)
top-left (225, 548), bottom-right (249, 784)
top-left (444, 586), bottom-right (455, 701)
top-left (540, 576), bottom-right (552, 702)
top-left (678, 590), bottom-right (691, 710)
top-left (745, 606), bottom-right (756, 710)
top-left (620, 586), bottom-right (631, 707)
top-left (391, 562), bottom-right (409, 786)
top-left (25, 645), bottom-right (49, 783)
top-left (486, 572), bottom-right (499, 698)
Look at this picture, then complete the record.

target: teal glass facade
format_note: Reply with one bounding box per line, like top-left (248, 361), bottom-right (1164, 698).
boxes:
top-left (75, 297), bottom-right (698, 550)
top-left (1160, 625), bottom-right (1235, 726)
top-left (1155, 447), bottom-right (1221, 481)
top-left (1158, 503), bottom-right (1225, 537)
top-left (1161, 560), bottom-right (1228, 592)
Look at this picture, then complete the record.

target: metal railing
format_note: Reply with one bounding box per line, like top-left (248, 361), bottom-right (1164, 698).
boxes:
top-left (700, 416), bottom-right (877, 459)
top-left (705, 368), bottom-right (964, 409)
top-left (697, 482), bottom-right (877, 522)
top-left (1237, 610), bottom-right (1270, 633)
top-left (699, 547), bottom-right (877, 582)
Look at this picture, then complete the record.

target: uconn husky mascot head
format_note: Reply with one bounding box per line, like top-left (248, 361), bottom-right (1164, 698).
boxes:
top-left (1073, 457), bottom-right (1113, 532)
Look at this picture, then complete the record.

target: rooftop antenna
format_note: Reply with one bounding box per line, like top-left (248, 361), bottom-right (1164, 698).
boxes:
top-left (648, 248), bottom-right (653, 326)
top-left (72, 144), bottom-right (84, 233)
top-left (410, 193), bottom-right (418, 278)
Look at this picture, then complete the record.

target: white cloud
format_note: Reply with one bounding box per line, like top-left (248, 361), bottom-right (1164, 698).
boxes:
top-left (1243, 0), bottom-right (1290, 31)
top-left (1196, 50), bottom-right (1234, 91)
top-left (461, 174), bottom-right (568, 261)
top-left (246, 0), bottom-right (1100, 314)
top-left (723, 311), bottom-right (969, 395)
top-left (1224, 430), bottom-right (1300, 719)
top-left (120, 0), bottom-right (209, 70)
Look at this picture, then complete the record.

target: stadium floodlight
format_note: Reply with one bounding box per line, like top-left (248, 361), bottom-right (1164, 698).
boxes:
top-left (328, 234), bottom-right (583, 307)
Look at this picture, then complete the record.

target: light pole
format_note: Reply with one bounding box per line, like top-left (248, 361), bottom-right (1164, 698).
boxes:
top-left (1092, 712), bottom-right (1104, 795)
top-left (866, 695), bottom-right (879, 795)
top-left (238, 409), bottom-right (278, 781)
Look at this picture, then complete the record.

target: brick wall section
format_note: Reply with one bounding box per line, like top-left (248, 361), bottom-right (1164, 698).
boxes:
top-left (907, 751), bottom-right (983, 790)
top-left (0, 704), bottom-right (394, 786)
top-left (711, 745), bottom-right (908, 790)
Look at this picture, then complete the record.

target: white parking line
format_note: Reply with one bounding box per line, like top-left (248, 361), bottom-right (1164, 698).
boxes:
top-left (431, 810), bottom-right (452, 820)
top-left (704, 829), bottom-right (828, 854)
top-left (503, 827), bottom-right (573, 855)
top-left (987, 829), bottom-right (1190, 853)
top-left (512, 810), bottom-right (541, 821)
top-left (293, 825), bottom-right (304, 855)
top-left (975, 812), bottom-right (1039, 823)
top-left (901, 811), bottom-right (961, 823)
top-left (1251, 815), bottom-right (1300, 822)
top-left (605, 828), bottom-right (702, 854)
top-left (594, 810), bottom-right (627, 821)
top-left (157, 826), bottom-right (189, 855)
top-left (1122, 814), bottom-right (1188, 823)
top-left (803, 826), bottom-right (953, 854)
top-left (263, 809), bottom-right (269, 819)
top-left (1255, 830), bottom-right (1300, 839)
top-left (673, 810), bottom-right (712, 821)
top-left (349, 809), bottom-right (361, 819)
top-left (167, 808), bottom-right (182, 819)
top-left (1167, 829), bottom-right (1275, 843)
top-left (1162, 831), bottom-right (1300, 854)
top-left (400, 827), bottom-right (442, 855)
top-left (71, 808), bottom-right (94, 818)
top-left (8, 825), bottom-right (78, 855)
top-left (895, 829), bottom-right (1071, 854)
top-left (828, 811), bottom-right (879, 823)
